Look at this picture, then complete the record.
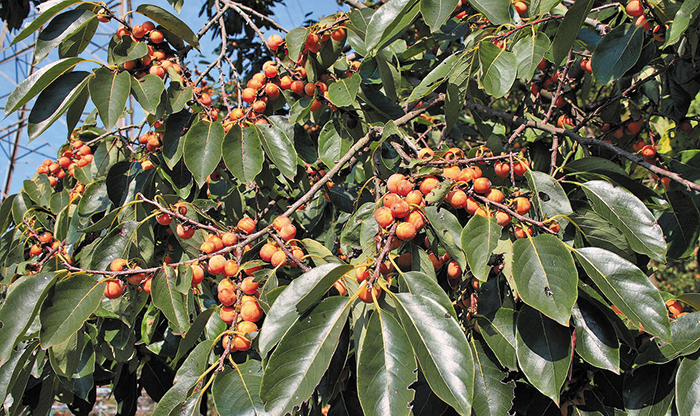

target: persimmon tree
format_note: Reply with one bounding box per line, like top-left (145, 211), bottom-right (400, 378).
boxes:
top-left (1, 0), bottom-right (700, 415)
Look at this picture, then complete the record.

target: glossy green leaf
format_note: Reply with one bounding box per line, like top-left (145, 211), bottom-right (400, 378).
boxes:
top-left (162, 110), bottom-right (193, 169)
top-left (183, 118), bottom-right (224, 187)
top-left (461, 214), bottom-right (501, 282)
top-left (662, 0), bottom-right (700, 47)
top-left (39, 274), bottom-right (103, 348)
top-left (88, 221), bottom-right (139, 271)
top-left (0, 272), bottom-right (59, 364)
top-left (421, 0), bottom-right (459, 32)
top-left (59, 13), bottom-right (98, 58)
top-left (676, 353), bottom-right (700, 416)
top-left (525, 170), bottom-right (573, 220)
top-left (222, 125), bottom-right (263, 184)
top-left (657, 190), bottom-right (700, 259)
top-left (476, 308), bottom-right (518, 370)
top-left (285, 27), bottom-right (310, 62)
top-left (424, 206), bottom-right (467, 271)
top-left (166, 81), bottom-right (193, 114)
top-left (365, 0), bottom-right (417, 52)
top-left (258, 123), bottom-right (298, 180)
top-left (34, 9), bottom-right (96, 64)
top-left (136, 4), bottom-right (199, 50)
top-left (152, 340), bottom-right (214, 416)
top-left (591, 24), bottom-right (644, 84)
top-left (328, 74), bottom-right (362, 108)
top-left (400, 271), bottom-right (457, 319)
top-left (467, 0), bottom-right (511, 25)
top-left (572, 207), bottom-right (635, 263)
top-left (634, 312), bottom-right (700, 366)
top-left (623, 361), bottom-right (675, 416)
top-left (357, 309), bottom-right (415, 416)
top-left (319, 120), bottom-right (352, 170)
top-left (296, 264), bottom-right (353, 313)
top-left (212, 360), bottom-right (266, 416)
top-left (512, 234), bottom-right (577, 326)
top-left (513, 33), bottom-right (550, 82)
top-left (394, 293), bottom-right (474, 415)
top-left (152, 271), bottom-right (191, 335)
top-left (131, 74), bottom-right (165, 115)
top-left (478, 42), bottom-right (517, 98)
top-left (575, 248), bottom-right (671, 342)
top-left (572, 298), bottom-right (620, 373)
top-left (5, 57), bottom-right (84, 115)
top-left (261, 296), bottom-right (352, 415)
top-left (516, 305), bottom-right (572, 404)
top-left (470, 337), bottom-right (515, 416)
top-left (10, 0), bottom-right (84, 46)
top-left (676, 294), bottom-right (700, 310)
top-left (110, 36), bottom-right (149, 65)
top-left (77, 179), bottom-right (109, 217)
top-left (258, 263), bottom-right (352, 357)
top-left (582, 180), bottom-right (666, 262)
top-left (552, 0), bottom-right (594, 64)
top-left (89, 67), bottom-right (131, 130)
top-left (407, 53), bottom-right (459, 102)
top-left (530, 0), bottom-right (560, 15)
top-left (28, 71), bottom-right (90, 140)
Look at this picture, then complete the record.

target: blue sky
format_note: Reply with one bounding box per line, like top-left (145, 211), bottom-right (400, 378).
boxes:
top-left (0, 0), bottom-right (348, 196)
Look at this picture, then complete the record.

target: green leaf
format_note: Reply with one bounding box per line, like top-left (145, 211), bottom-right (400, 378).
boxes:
top-left (183, 118), bottom-right (224, 187)
top-left (591, 24), bottom-right (644, 84)
top-left (77, 179), bottom-right (110, 217)
top-left (476, 308), bottom-right (518, 370)
top-left (258, 124), bottom-right (298, 181)
top-left (663, 0), bottom-right (700, 47)
top-left (407, 53), bottom-right (459, 102)
top-left (346, 8), bottom-right (374, 56)
top-left (88, 221), bottom-right (138, 271)
top-left (461, 214), bottom-right (501, 282)
top-left (530, 0), bottom-right (560, 15)
top-left (401, 271), bottom-right (457, 319)
top-left (676, 354), bottom-right (700, 416)
top-left (59, 14), bottom-right (98, 59)
top-left (39, 274), bottom-right (103, 348)
top-left (572, 298), bottom-right (620, 373)
top-left (296, 264), bottom-right (353, 313)
top-left (261, 296), bottom-right (352, 415)
top-left (28, 71), bottom-right (90, 140)
top-left (152, 271), bottom-right (191, 335)
top-left (222, 125), bottom-right (264, 184)
top-left (165, 81), bottom-right (193, 114)
top-left (365, 0), bottom-right (417, 52)
top-left (657, 190), bottom-right (700, 259)
top-left (424, 206), bottom-right (467, 271)
top-left (634, 312), bottom-right (700, 365)
top-left (478, 42), bottom-right (517, 98)
top-left (0, 272), bottom-right (59, 364)
top-left (551, 0), bottom-right (594, 65)
top-left (131, 74), bottom-right (165, 115)
top-left (110, 36), bottom-right (149, 65)
top-left (470, 337), bottom-right (515, 416)
top-left (10, 0), bottom-right (84, 46)
top-left (285, 27), bottom-right (310, 62)
top-left (421, 0), bottom-right (459, 32)
top-left (89, 68), bottom-right (131, 130)
top-left (623, 361), bottom-right (675, 416)
top-left (676, 294), bottom-right (700, 311)
top-left (516, 305), bottom-right (572, 404)
top-left (525, 169), bottom-right (572, 221)
top-left (467, 0), bottom-right (511, 25)
top-left (258, 263), bottom-right (352, 357)
top-left (572, 207), bottom-right (635, 263)
top-left (394, 293), bottom-right (474, 415)
top-left (212, 360), bottom-right (266, 416)
top-left (575, 248), bottom-right (671, 342)
top-left (512, 234), bottom-right (577, 326)
top-left (162, 110), bottom-right (192, 169)
top-left (34, 9), bottom-right (96, 64)
top-left (328, 74), bottom-right (362, 108)
top-left (513, 33), bottom-right (550, 82)
top-left (136, 4), bottom-right (199, 50)
top-left (357, 309), bottom-right (415, 416)
top-left (6, 57), bottom-right (85, 116)
top-left (582, 180), bottom-right (666, 262)
top-left (319, 120), bottom-right (352, 170)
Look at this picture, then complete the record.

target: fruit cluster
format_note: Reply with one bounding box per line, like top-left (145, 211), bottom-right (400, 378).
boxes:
top-left (626, 0), bottom-right (666, 41)
top-left (35, 138), bottom-right (93, 187)
top-left (219, 276), bottom-right (262, 352)
top-left (114, 20), bottom-right (183, 79)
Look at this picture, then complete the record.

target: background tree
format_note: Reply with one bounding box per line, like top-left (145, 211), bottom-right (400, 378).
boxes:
top-left (1, 0), bottom-right (699, 415)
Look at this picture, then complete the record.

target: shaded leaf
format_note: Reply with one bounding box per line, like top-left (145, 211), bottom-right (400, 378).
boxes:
top-left (468, 0), bottom-right (511, 25)
top-left (258, 124), bottom-right (298, 180)
top-left (28, 71), bottom-right (90, 140)
top-left (623, 361), bottom-right (675, 416)
top-left (572, 298), bottom-right (620, 373)
top-left (461, 214), bottom-right (501, 282)
top-left (285, 27), bottom-right (310, 62)
top-left (513, 33), bottom-right (550, 81)
top-left (152, 271), bottom-right (191, 335)
top-left (365, 0), bottom-right (417, 52)
top-left (89, 68), bottom-right (131, 130)
top-left (131, 74), bottom-right (165, 115)
top-left (470, 337), bottom-right (515, 416)
top-left (552, 0), bottom-right (594, 64)
top-left (34, 8), bottom-right (96, 64)
top-left (479, 42), bottom-right (517, 98)
top-left (212, 360), bottom-right (267, 416)
top-left (657, 190), bottom-right (700, 259)
top-left (676, 353), bottom-right (700, 416)
top-left (328, 75), bottom-right (362, 108)
top-left (183, 118), bottom-right (224, 187)
top-left (136, 4), bottom-right (199, 49)
top-left (477, 308), bottom-right (518, 370)
top-left (421, 0), bottom-right (459, 32)
top-left (11, 0), bottom-right (84, 45)
top-left (424, 206), bottom-right (467, 271)
top-left (591, 24), bottom-right (644, 84)
top-left (400, 271), bottom-right (457, 319)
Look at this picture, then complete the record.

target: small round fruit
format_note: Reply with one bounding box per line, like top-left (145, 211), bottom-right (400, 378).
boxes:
top-left (110, 258), bottom-right (128, 272)
top-left (238, 320), bottom-right (258, 334)
top-left (223, 260), bottom-right (239, 278)
top-left (494, 162), bottom-right (510, 178)
top-left (355, 267), bottom-right (370, 283)
top-left (273, 216), bottom-right (292, 231)
top-left (240, 301), bottom-right (263, 322)
top-left (396, 179), bottom-right (414, 196)
top-left (241, 88), bottom-right (257, 103)
top-left (405, 190), bottom-right (423, 206)
top-left (396, 222), bottom-right (417, 241)
top-left (191, 264), bottom-right (205, 285)
top-left (240, 276), bottom-right (260, 295)
top-left (666, 300), bottom-right (683, 317)
top-left (513, 160), bottom-right (529, 176)
top-left (104, 279), bottom-right (125, 299)
top-left (473, 177), bottom-right (492, 194)
top-left (626, 0), bottom-right (643, 17)
top-left (268, 34), bottom-right (284, 50)
top-left (641, 145), bottom-right (656, 158)
top-left (358, 284), bottom-right (381, 303)
top-left (279, 224), bottom-right (297, 241)
top-left (260, 243), bottom-right (278, 262)
top-left (495, 211), bottom-right (511, 226)
top-left (390, 200), bottom-right (410, 219)
top-left (238, 217), bottom-right (256, 234)
top-left (407, 210), bottom-right (426, 231)
top-left (222, 232), bottom-right (237, 246)
top-left (156, 213), bottom-right (172, 226)
top-left (447, 261), bottom-right (461, 279)
top-left (514, 1), bottom-right (527, 16)
top-left (149, 30), bottom-right (164, 43)
top-left (208, 255), bottom-right (227, 275)
top-left (514, 197), bottom-right (531, 215)
top-left (331, 28), bottom-right (346, 41)
top-left (383, 193), bottom-right (402, 208)
top-left (310, 99), bottom-right (323, 112)
top-left (271, 250), bottom-right (287, 267)
top-left (513, 225), bottom-right (533, 239)
top-left (375, 206), bottom-right (394, 228)
top-left (485, 188), bottom-right (504, 204)
top-left (220, 306), bottom-right (236, 325)
top-left (419, 176), bottom-right (440, 195)
top-left (446, 189), bottom-right (468, 208)
top-left (176, 224), bottom-right (195, 239)
top-left (29, 244), bottom-right (43, 257)
top-left (386, 173), bottom-right (406, 193)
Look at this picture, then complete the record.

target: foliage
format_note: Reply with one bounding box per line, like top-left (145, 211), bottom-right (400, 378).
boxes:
top-left (1, 0), bottom-right (700, 415)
